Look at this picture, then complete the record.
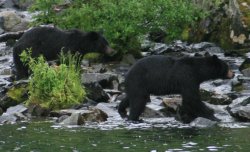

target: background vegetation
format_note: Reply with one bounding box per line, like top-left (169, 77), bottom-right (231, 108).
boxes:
top-left (20, 50), bottom-right (86, 110)
top-left (30, 0), bottom-right (207, 57)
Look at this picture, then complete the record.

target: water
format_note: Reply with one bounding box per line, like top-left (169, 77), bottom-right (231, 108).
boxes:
top-left (0, 120), bottom-right (250, 152)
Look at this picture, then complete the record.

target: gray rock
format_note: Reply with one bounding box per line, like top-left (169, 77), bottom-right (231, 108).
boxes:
top-left (82, 73), bottom-right (118, 89)
top-left (5, 104), bottom-right (27, 115)
top-left (82, 108), bottom-right (108, 122)
top-left (142, 104), bottom-right (166, 118)
top-left (59, 113), bottom-right (85, 126)
top-left (95, 102), bottom-right (120, 118)
top-left (241, 68), bottom-right (250, 77)
top-left (190, 117), bottom-right (217, 128)
top-left (230, 105), bottom-right (250, 120)
top-left (0, 114), bottom-right (17, 124)
top-left (191, 42), bottom-right (216, 51)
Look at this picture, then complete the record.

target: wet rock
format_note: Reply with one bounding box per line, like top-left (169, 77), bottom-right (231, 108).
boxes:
top-left (142, 96), bottom-right (167, 118)
top-left (190, 117), bottom-right (217, 128)
top-left (82, 108), bottom-right (108, 122)
top-left (190, 42), bottom-right (216, 51)
top-left (142, 104), bottom-right (166, 118)
top-left (0, 104), bottom-right (28, 124)
top-left (59, 113), bottom-right (85, 125)
top-left (163, 97), bottom-right (182, 112)
top-left (84, 83), bottom-right (109, 103)
top-left (229, 105), bottom-right (250, 121)
top-left (0, 114), bottom-right (17, 124)
top-left (0, 80), bottom-right (28, 110)
top-left (95, 102), bottom-right (119, 118)
top-left (200, 90), bottom-right (232, 105)
top-left (5, 104), bottom-right (27, 115)
top-left (228, 96), bottom-right (250, 121)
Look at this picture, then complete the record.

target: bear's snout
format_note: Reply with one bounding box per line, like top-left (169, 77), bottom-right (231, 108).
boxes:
top-left (227, 70), bottom-right (234, 79)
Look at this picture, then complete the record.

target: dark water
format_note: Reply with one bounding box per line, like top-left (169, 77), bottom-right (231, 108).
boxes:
top-left (0, 121), bottom-right (250, 152)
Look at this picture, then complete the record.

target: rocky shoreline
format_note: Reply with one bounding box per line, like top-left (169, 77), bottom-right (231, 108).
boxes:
top-left (0, 0), bottom-right (250, 129)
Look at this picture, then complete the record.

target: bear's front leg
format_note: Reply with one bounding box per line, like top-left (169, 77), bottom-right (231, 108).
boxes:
top-left (177, 86), bottom-right (218, 123)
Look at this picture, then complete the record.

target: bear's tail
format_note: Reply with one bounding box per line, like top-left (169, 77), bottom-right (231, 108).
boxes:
top-left (118, 96), bottom-right (129, 118)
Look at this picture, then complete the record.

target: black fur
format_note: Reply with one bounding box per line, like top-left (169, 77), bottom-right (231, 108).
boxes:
top-left (118, 55), bottom-right (232, 123)
top-left (13, 26), bottom-right (113, 80)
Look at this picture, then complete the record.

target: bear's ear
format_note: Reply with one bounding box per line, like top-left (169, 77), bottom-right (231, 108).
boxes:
top-left (87, 31), bottom-right (99, 41)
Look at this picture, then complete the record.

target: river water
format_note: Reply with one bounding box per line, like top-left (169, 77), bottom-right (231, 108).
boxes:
top-left (0, 120), bottom-right (250, 152)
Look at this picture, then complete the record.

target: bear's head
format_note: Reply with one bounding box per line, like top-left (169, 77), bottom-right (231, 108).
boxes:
top-left (211, 55), bottom-right (234, 79)
top-left (83, 32), bottom-right (115, 56)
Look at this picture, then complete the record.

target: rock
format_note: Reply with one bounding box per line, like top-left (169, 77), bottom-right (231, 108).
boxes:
top-left (82, 108), bottom-right (108, 122)
top-left (0, 11), bottom-right (29, 32)
top-left (200, 89), bottom-right (232, 105)
top-left (142, 96), bottom-right (168, 118)
top-left (82, 73), bottom-right (119, 89)
top-left (0, 114), bottom-right (17, 124)
top-left (84, 82), bottom-right (109, 103)
top-left (0, 104), bottom-right (28, 124)
top-left (95, 102), bottom-right (119, 118)
top-left (5, 104), bottom-right (27, 115)
top-left (12, 0), bottom-right (33, 10)
top-left (241, 68), bottom-right (250, 77)
top-left (229, 105), bottom-right (250, 121)
top-left (59, 112), bottom-right (85, 125)
top-left (228, 96), bottom-right (250, 121)
top-left (56, 115), bottom-right (69, 123)
top-left (190, 117), bottom-right (217, 128)
top-left (189, 0), bottom-right (250, 50)
top-left (0, 80), bottom-right (28, 111)
top-left (142, 104), bottom-right (166, 118)
top-left (190, 42), bottom-right (216, 51)
top-left (0, 11), bottom-right (21, 30)
top-left (239, 58), bottom-right (250, 71)
top-left (162, 97), bottom-right (182, 111)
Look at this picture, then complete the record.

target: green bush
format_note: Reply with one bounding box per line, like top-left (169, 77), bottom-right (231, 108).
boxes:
top-left (20, 49), bottom-right (86, 110)
top-left (30, 0), bottom-right (207, 57)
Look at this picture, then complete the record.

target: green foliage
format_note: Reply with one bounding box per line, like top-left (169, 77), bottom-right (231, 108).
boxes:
top-left (20, 49), bottom-right (86, 110)
top-left (30, 0), bottom-right (207, 56)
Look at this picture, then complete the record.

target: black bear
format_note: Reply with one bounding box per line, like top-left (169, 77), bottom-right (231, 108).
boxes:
top-left (13, 26), bottom-right (114, 80)
top-left (118, 55), bottom-right (234, 123)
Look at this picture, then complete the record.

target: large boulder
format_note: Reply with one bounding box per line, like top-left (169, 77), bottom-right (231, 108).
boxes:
top-left (0, 10), bottom-right (29, 32)
top-left (189, 0), bottom-right (250, 51)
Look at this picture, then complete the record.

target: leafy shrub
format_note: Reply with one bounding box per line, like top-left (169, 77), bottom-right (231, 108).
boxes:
top-left (20, 49), bottom-right (86, 110)
top-left (30, 0), bottom-right (207, 57)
